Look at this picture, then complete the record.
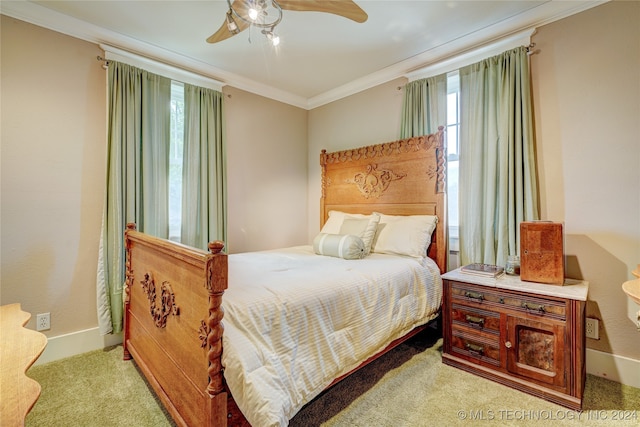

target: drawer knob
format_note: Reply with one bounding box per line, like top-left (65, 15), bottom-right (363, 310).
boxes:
top-left (522, 302), bottom-right (546, 313)
top-left (505, 340), bottom-right (512, 349)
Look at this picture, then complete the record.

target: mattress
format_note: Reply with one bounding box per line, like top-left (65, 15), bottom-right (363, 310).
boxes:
top-left (221, 245), bottom-right (442, 427)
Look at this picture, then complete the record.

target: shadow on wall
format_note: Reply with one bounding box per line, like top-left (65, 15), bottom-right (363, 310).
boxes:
top-left (565, 234), bottom-right (631, 356)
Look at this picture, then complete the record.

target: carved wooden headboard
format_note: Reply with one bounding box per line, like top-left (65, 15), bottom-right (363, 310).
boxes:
top-left (320, 127), bottom-right (447, 273)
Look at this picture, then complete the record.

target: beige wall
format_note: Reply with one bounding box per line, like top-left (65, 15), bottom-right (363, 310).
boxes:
top-left (0, 16), bottom-right (309, 338)
top-left (1, 16), bottom-right (106, 335)
top-left (222, 86), bottom-right (308, 253)
top-left (531, 0), bottom-right (639, 359)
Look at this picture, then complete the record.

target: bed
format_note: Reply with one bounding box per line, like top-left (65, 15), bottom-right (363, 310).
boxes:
top-left (122, 127), bottom-right (447, 427)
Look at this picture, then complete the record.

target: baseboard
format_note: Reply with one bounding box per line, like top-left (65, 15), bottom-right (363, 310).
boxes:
top-left (586, 348), bottom-right (640, 389)
top-left (34, 327), bottom-right (123, 366)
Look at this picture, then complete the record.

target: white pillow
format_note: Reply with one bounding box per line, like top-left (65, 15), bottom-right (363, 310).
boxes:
top-left (320, 210), bottom-right (369, 234)
top-left (371, 214), bottom-right (438, 258)
top-left (321, 211), bottom-right (380, 255)
top-left (313, 233), bottom-right (365, 260)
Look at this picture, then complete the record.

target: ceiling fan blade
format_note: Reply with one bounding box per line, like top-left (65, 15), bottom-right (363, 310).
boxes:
top-left (278, 0), bottom-right (368, 23)
top-left (206, 0), bottom-right (252, 43)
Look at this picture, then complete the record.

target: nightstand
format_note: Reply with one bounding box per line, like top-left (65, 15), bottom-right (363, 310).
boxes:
top-left (441, 268), bottom-right (589, 410)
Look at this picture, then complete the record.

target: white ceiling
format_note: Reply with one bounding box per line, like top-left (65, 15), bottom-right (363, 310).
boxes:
top-left (2, 1), bottom-right (605, 108)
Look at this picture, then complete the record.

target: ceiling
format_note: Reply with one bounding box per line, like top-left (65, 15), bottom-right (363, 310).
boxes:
top-left (2, 1), bottom-right (605, 108)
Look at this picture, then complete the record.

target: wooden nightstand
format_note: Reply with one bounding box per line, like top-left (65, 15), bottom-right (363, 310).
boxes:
top-left (441, 269), bottom-right (589, 410)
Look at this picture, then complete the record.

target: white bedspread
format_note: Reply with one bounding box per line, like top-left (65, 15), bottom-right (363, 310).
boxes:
top-left (221, 245), bottom-right (442, 427)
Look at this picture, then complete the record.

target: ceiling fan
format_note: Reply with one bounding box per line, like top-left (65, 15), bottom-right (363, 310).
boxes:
top-left (206, 0), bottom-right (368, 45)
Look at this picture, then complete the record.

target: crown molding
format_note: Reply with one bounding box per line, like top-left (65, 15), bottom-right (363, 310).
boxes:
top-left (0, 0), bottom-right (308, 108)
top-left (306, 0), bottom-right (607, 109)
top-left (2, 0), bottom-right (607, 110)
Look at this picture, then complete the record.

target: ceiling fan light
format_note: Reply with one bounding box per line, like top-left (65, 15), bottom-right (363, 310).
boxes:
top-left (226, 10), bottom-right (240, 34)
top-left (262, 29), bottom-right (280, 47)
top-left (248, 8), bottom-right (259, 21)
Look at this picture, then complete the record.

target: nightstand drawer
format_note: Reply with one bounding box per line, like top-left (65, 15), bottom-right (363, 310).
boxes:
top-left (451, 303), bottom-right (500, 335)
top-left (451, 329), bottom-right (501, 366)
top-left (450, 282), bottom-right (566, 320)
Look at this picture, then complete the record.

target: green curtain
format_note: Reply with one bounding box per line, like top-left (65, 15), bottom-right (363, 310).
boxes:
top-left (458, 46), bottom-right (539, 267)
top-left (180, 84), bottom-right (227, 249)
top-left (399, 74), bottom-right (447, 138)
top-left (96, 61), bottom-right (171, 335)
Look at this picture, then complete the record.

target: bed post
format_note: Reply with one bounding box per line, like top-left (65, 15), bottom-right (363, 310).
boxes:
top-left (205, 240), bottom-right (229, 426)
top-left (122, 222), bottom-right (136, 361)
top-left (434, 126), bottom-right (448, 273)
top-left (320, 149), bottom-right (327, 228)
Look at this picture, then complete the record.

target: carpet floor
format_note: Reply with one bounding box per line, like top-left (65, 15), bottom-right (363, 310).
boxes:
top-left (26, 329), bottom-right (639, 426)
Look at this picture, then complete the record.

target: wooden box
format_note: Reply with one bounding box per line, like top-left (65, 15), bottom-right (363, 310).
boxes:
top-left (520, 221), bottom-right (564, 285)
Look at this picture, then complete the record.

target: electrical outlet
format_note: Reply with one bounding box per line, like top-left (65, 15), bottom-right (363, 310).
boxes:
top-left (36, 312), bottom-right (51, 331)
top-left (585, 317), bottom-right (599, 340)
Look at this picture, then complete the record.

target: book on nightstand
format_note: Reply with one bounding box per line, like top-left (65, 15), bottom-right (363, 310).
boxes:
top-left (461, 263), bottom-right (505, 278)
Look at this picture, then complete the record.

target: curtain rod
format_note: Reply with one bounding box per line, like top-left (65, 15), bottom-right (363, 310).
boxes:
top-left (97, 45), bottom-right (224, 91)
top-left (96, 55), bottom-right (110, 70)
top-left (526, 43), bottom-right (538, 56)
top-left (404, 28), bottom-right (535, 83)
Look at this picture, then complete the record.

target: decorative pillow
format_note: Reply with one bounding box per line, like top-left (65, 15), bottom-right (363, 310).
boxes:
top-left (320, 211), bottom-right (380, 256)
top-left (313, 233), bottom-right (365, 260)
top-left (371, 214), bottom-right (438, 258)
top-left (339, 215), bottom-right (380, 255)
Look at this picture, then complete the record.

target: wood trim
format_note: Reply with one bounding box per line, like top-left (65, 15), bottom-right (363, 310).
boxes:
top-left (123, 225), bottom-right (228, 427)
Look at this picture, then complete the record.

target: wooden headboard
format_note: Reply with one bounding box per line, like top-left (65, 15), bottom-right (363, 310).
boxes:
top-left (320, 127), bottom-right (447, 273)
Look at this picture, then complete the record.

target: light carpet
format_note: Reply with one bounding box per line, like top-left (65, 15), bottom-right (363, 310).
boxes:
top-left (26, 329), bottom-right (639, 426)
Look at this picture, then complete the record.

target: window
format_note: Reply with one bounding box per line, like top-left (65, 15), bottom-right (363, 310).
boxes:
top-left (446, 71), bottom-right (460, 163)
top-left (447, 71), bottom-right (460, 262)
top-left (168, 81), bottom-right (184, 241)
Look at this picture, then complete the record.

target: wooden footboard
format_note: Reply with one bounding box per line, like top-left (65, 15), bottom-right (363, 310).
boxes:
top-left (123, 224), bottom-right (228, 427)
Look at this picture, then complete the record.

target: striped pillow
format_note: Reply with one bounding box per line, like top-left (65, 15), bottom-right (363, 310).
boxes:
top-left (313, 233), bottom-right (365, 260)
